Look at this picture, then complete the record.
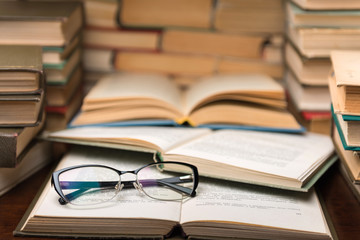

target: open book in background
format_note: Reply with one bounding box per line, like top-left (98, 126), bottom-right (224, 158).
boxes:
top-left (46, 126), bottom-right (336, 192)
top-left (15, 146), bottom-right (335, 240)
top-left (70, 73), bottom-right (303, 133)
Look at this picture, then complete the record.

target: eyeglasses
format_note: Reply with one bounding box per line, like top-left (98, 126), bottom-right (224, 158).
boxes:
top-left (51, 161), bottom-right (199, 205)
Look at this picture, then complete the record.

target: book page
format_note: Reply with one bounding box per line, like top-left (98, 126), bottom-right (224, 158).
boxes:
top-left (84, 72), bottom-right (183, 111)
top-left (184, 74), bottom-right (284, 114)
top-left (180, 178), bottom-right (329, 235)
top-left (32, 147), bottom-right (181, 222)
top-left (165, 129), bottom-right (334, 179)
top-left (48, 126), bottom-right (211, 153)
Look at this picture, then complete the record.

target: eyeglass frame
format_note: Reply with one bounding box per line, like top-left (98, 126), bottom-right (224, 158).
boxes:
top-left (51, 161), bottom-right (199, 205)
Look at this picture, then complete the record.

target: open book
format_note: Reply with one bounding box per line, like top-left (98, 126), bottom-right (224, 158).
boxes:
top-left (15, 146), bottom-right (334, 240)
top-left (70, 73), bottom-right (303, 133)
top-left (47, 126), bottom-right (336, 192)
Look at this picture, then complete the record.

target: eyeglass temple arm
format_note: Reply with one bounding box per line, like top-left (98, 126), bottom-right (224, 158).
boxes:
top-left (58, 175), bottom-right (194, 204)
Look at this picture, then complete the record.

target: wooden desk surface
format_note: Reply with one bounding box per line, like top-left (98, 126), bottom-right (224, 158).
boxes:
top-left (1, 161), bottom-right (360, 240)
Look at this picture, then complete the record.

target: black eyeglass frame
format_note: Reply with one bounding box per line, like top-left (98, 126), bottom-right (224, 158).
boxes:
top-left (51, 161), bottom-right (199, 205)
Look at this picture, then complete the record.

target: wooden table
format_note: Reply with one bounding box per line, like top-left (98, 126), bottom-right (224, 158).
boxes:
top-left (1, 161), bottom-right (359, 240)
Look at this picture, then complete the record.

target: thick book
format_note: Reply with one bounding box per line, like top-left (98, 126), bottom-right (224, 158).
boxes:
top-left (118, 0), bottom-right (212, 29)
top-left (46, 66), bottom-right (82, 107)
top-left (217, 57), bottom-right (284, 79)
top-left (83, 48), bottom-right (114, 72)
top-left (0, 140), bottom-right (52, 196)
top-left (84, 27), bottom-right (160, 51)
top-left (332, 109), bottom-right (360, 147)
top-left (0, 45), bottom-right (44, 93)
top-left (285, 42), bottom-right (331, 86)
top-left (287, 1), bottom-right (360, 28)
top-left (214, 0), bottom-right (285, 34)
top-left (329, 50), bottom-right (360, 115)
top-left (70, 73), bottom-right (303, 132)
top-left (285, 70), bottom-right (331, 112)
top-left (46, 126), bottom-right (336, 192)
top-left (114, 51), bottom-right (216, 77)
top-left (0, 92), bottom-right (45, 127)
top-left (42, 35), bottom-right (81, 68)
top-left (287, 95), bottom-right (331, 135)
top-left (15, 146), bottom-right (335, 239)
top-left (0, 116), bottom-right (45, 168)
top-left (332, 124), bottom-right (360, 184)
top-left (45, 86), bottom-right (83, 132)
top-left (291, 0), bottom-right (360, 10)
top-left (162, 29), bottom-right (281, 59)
top-left (83, 0), bottom-right (118, 28)
top-left (45, 46), bottom-right (81, 85)
top-left (287, 24), bottom-right (360, 58)
top-left (0, 1), bottom-right (83, 46)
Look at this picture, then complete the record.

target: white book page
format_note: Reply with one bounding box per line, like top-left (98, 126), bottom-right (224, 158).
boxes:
top-left (84, 73), bottom-right (183, 109)
top-left (181, 179), bottom-right (329, 234)
top-left (166, 129), bottom-right (334, 179)
top-left (49, 126), bottom-right (211, 152)
top-left (184, 74), bottom-right (284, 114)
top-left (33, 147), bottom-right (181, 222)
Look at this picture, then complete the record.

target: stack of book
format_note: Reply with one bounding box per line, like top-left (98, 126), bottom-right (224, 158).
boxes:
top-left (0, 1), bottom-right (339, 240)
top-left (0, 1), bottom-right (84, 131)
top-left (329, 50), bottom-right (360, 202)
top-left (81, 0), bottom-right (161, 91)
top-left (284, 0), bottom-right (360, 135)
top-left (0, 45), bottom-right (52, 196)
top-left (82, 0), bottom-right (285, 90)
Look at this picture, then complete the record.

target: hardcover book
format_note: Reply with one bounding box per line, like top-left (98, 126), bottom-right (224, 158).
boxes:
top-left (0, 117), bottom-right (45, 168)
top-left (0, 1), bottom-right (83, 46)
top-left (0, 92), bottom-right (44, 127)
top-left (15, 146), bottom-right (335, 239)
top-left (329, 51), bottom-right (360, 115)
top-left (0, 140), bottom-right (52, 196)
top-left (119, 0), bottom-right (212, 29)
top-left (291, 0), bottom-right (360, 10)
top-left (0, 45), bottom-right (44, 93)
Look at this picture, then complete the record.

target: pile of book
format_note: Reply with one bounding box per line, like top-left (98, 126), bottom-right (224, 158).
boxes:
top-left (0, 1), bottom-right (345, 240)
top-left (0, 45), bottom-right (52, 196)
top-left (284, 0), bottom-right (360, 135)
top-left (83, 0), bottom-right (285, 90)
top-left (0, 1), bottom-right (84, 131)
top-left (329, 50), bottom-right (360, 202)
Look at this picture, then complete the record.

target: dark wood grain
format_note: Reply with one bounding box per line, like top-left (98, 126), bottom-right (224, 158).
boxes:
top-left (1, 161), bottom-right (359, 240)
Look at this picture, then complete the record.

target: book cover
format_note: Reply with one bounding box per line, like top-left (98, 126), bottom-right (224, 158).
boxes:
top-left (0, 117), bottom-right (45, 168)
top-left (0, 1), bottom-right (83, 46)
top-left (0, 92), bottom-right (45, 127)
top-left (0, 45), bottom-right (44, 94)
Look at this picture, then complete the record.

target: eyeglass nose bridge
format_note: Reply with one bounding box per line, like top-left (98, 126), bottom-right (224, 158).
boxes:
top-left (118, 171), bottom-right (145, 195)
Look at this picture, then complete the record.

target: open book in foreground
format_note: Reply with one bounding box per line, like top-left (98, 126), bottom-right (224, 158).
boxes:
top-left (69, 73), bottom-right (303, 133)
top-left (46, 126), bottom-right (336, 192)
top-left (15, 147), bottom-right (335, 240)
